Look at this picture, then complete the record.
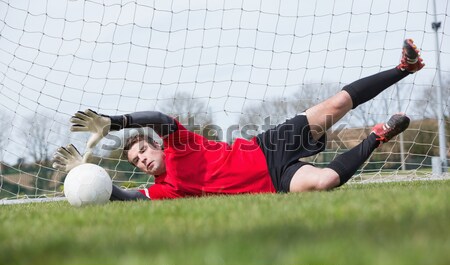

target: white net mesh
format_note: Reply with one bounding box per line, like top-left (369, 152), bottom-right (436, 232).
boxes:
top-left (1, 0), bottom-right (449, 200)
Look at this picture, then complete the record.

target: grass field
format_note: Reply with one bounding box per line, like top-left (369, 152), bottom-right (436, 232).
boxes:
top-left (1, 180), bottom-right (449, 265)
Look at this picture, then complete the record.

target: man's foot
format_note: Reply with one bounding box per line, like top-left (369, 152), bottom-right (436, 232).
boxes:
top-left (397, 39), bottom-right (425, 73)
top-left (372, 113), bottom-right (410, 144)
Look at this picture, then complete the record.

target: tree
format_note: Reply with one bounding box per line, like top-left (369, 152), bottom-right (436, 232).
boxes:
top-left (418, 77), bottom-right (450, 119)
top-left (415, 78), bottom-right (450, 158)
top-left (27, 115), bottom-right (52, 165)
top-left (349, 101), bottom-right (378, 127)
top-left (0, 111), bottom-right (12, 165)
top-left (23, 112), bottom-right (63, 192)
top-left (156, 92), bottom-right (218, 141)
top-left (239, 83), bottom-right (338, 141)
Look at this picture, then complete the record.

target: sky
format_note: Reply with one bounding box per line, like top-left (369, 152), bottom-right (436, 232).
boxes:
top-left (0, 0), bottom-right (449, 165)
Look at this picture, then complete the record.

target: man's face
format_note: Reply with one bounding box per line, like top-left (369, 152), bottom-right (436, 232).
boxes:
top-left (127, 140), bottom-right (166, 176)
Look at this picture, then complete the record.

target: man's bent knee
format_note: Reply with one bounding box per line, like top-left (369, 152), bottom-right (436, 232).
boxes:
top-left (316, 170), bottom-right (340, 190)
top-left (290, 166), bottom-right (340, 192)
top-left (332, 91), bottom-right (353, 112)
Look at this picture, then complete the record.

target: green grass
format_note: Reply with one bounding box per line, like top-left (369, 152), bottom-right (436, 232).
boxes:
top-left (1, 181), bottom-right (450, 265)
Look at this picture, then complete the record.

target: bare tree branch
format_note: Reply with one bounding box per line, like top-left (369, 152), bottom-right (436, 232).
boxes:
top-left (239, 83), bottom-right (339, 139)
top-left (27, 115), bottom-right (52, 165)
top-left (418, 77), bottom-right (450, 119)
top-left (156, 92), bottom-right (218, 140)
top-left (0, 111), bottom-right (12, 163)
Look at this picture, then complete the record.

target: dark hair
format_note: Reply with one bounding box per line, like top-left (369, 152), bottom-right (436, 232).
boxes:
top-left (123, 134), bottom-right (158, 161)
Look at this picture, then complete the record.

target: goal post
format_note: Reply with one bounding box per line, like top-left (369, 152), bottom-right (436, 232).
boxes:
top-left (1, 0), bottom-right (449, 201)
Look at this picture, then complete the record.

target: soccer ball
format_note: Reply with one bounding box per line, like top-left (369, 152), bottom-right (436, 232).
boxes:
top-left (64, 163), bottom-right (112, 207)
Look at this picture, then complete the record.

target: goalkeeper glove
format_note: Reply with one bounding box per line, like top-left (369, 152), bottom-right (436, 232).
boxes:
top-left (70, 109), bottom-right (111, 150)
top-left (52, 144), bottom-right (90, 172)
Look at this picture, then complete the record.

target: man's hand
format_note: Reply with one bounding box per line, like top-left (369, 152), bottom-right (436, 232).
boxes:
top-left (70, 109), bottom-right (111, 149)
top-left (52, 144), bottom-right (90, 172)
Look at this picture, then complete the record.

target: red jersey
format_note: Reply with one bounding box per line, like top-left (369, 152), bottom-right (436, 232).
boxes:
top-left (139, 121), bottom-right (275, 199)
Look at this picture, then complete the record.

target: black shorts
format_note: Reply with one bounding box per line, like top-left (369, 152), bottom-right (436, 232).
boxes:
top-left (256, 113), bottom-right (326, 192)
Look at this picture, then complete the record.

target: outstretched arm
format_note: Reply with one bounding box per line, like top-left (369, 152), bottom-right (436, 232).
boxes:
top-left (109, 111), bottom-right (178, 137)
top-left (109, 185), bottom-right (148, 201)
top-left (71, 110), bottom-right (178, 148)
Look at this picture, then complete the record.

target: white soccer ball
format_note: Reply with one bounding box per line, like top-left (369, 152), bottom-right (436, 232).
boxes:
top-left (64, 163), bottom-right (112, 207)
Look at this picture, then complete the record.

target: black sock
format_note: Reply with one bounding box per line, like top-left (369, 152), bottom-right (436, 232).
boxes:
top-left (342, 68), bottom-right (409, 109)
top-left (326, 133), bottom-right (380, 186)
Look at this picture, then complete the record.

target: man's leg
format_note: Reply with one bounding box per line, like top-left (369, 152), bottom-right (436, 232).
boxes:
top-left (306, 39), bottom-right (424, 141)
top-left (290, 113), bottom-right (410, 192)
top-left (306, 91), bottom-right (353, 141)
top-left (290, 133), bottom-right (380, 191)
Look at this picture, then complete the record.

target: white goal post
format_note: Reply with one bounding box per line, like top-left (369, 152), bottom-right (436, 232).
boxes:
top-left (0, 0), bottom-right (449, 201)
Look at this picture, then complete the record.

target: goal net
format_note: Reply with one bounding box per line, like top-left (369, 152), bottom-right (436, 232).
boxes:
top-left (1, 0), bottom-right (449, 201)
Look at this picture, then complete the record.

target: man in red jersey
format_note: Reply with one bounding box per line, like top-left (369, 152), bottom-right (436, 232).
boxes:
top-left (53, 39), bottom-right (424, 201)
